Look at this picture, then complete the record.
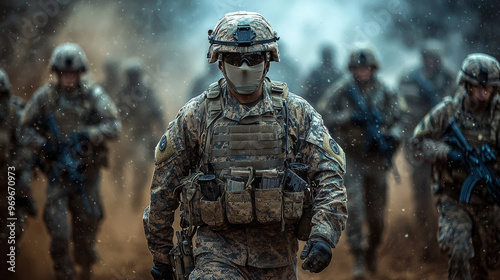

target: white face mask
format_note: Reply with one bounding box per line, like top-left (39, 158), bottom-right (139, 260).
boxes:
top-left (223, 61), bottom-right (266, 95)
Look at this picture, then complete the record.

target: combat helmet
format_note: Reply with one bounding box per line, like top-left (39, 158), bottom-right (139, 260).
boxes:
top-left (49, 42), bottom-right (88, 72)
top-left (347, 42), bottom-right (380, 70)
top-left (207, 11), bottom-right (280, 63)
top-left (0, 69), bottom-right (10, 93)
top-left (123, 57), bottom-right (143, 78)
top-left (456, 53), bottom-right (500, 87)
top-left (420, 39), bottom-right (444, 59)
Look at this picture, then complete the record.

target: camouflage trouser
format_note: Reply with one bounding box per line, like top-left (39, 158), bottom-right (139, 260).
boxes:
top-left (344, 157), bottom-right (387, 255)
top-left (404, 144), bottom-right (438, 258)
top-left (437, 195), bottom-right (500, 280)
top-left (44, 168), bottom-right (103, 280)
top-left (189, 253), bottom-right (297, 280)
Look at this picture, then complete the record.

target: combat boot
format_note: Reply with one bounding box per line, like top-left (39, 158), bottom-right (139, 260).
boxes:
top-left (352, 252), bottom-right (368, 280)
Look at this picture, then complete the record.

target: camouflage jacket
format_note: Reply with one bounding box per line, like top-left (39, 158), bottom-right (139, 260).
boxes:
top-left (398, 66), bottom-right (456, 140)
top-left (20, 82), bottom-right (121, 167)
top-left (410, 91), bottom-right (500, 200)
top-left (143, 78), bottom-right (347, 267)
top-left (317, 75), bottom-right (402, 161)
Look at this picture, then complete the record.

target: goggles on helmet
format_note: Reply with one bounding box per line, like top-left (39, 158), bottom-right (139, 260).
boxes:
top-left (222, 52), bottom-right (266, 67)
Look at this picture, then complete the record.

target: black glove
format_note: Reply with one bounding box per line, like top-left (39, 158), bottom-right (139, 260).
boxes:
top-left (300, 237), bottom-right (332, 273)
top-left (447, 149), bottom-right (464, 168)
top-left (151, 261), bottom-right (174, 280)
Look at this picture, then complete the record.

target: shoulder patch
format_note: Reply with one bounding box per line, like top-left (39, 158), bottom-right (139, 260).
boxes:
top-left (155, 131), bottom-right (174, 164)
top-left (322, 132), bottom-right (345, 169)
top-left (413, 114), bottom-right (432, 137)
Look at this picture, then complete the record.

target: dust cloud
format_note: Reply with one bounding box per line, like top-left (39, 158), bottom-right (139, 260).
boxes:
top-left (3, 0), bottom-right (500, 279)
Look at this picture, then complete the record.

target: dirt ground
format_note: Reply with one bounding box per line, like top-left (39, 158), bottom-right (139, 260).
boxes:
top-left (10, 149), bottom-right (500, 280)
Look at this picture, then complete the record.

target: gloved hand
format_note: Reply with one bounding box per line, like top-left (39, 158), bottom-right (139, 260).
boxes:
top-left (447, 149), bottom-right (464, 168)
top-left (151, 261), bottom-right (174, 280)
top-left (41, 141), bottom-right (60, 160)
top-left (300, 237), bottom-right (332, 273)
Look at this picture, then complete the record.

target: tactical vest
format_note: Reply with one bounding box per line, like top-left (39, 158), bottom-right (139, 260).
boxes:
top-left (45, 83), bottom-right (109, 167)
top-left (180, 79), bottom-right (307, 235)
top-left (436, 96), bottom-right (500, 198)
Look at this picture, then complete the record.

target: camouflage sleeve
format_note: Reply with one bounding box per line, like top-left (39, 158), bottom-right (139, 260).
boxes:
top-left (85, 85), bottom-right (121, 141)
top-left (410, 98), bottom-right (457, 163)
top-left (287, 93), bottom-right (347, 248)
top-left (143, 96), bottom-right (205, 264)
top-left (19, 85), bottom-right (50, 148)
top-left (317, 78), bottom-right (351, 130)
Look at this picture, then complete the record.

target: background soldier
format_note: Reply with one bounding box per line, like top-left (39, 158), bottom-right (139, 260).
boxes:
top-left (20, 43), bottom-right (121, 280)
top-left (0, 68), bottom-right (37, 279)
top-left (397, 39), bottom-right (457, 261)
top-left (143, 11), bottom-right (348, 280)
top-left (99, 57), bottom-right (122, 102)
top-left (112, 57), bottom-right (166, 209)
top-left (411, 53), bottom-right (500, 279)
top-left (318, 42), bottom-right (402, 279)
top-left (301, 44), bottom-right (341, 109)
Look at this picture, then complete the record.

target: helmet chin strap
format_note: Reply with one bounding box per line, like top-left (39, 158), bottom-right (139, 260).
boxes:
top-left (222, 61), bottom-right (268, 95)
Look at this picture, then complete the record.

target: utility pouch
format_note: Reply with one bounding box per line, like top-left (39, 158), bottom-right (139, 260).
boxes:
top-left (255, 170), bottom-right (283, 223)
top-left (200, 196), bottom-right (227, 230)
top-left (225, 167), bottom-right (254, 224)
top-left (199, 174), bottom-right (227, 230)
top-left (283, 191), bottom-right (304, 221)
top-left (180, 172), bottom-right (204, 227)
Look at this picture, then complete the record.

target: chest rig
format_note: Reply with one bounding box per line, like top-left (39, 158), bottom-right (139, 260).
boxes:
top-left (201, 79), bottom-right (288, 176)
top-left (48, 85), bottom-right (93, 141)
top-left (179, 79), bottom-right (308, 233)
top-left (437, 97), bottom-right (500, 197)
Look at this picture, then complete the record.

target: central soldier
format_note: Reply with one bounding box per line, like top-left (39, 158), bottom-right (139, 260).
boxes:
top-left (143, 11), bottom-right (348, 280)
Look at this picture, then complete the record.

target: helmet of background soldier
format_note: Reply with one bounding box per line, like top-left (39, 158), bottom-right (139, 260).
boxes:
top-left (0, 68), bottom-right (10, 94)
top-left (456, 53), bottom-right (500, 87)
top-left (420, 39), bottom-right (444, 60)
top-left (49, 42), bottom-right (88, 73)
top-left (207, 11), bottom-right (280, 63)
top-left (347, 42), bottom-right (380, 70)
top-left (123, 57), bottom-right (143, 83)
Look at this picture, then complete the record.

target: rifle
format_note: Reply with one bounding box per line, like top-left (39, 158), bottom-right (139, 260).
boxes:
top-left (409, 70), bottom-right (440, 107)
top-left (443, 118), bottom-right (500, 205)
top-left (346, 83), bottom-right (400, 181)
top-left (170, 228), bottom-right (195, 280)
top-left (45, 113), bottom-right (92, 214)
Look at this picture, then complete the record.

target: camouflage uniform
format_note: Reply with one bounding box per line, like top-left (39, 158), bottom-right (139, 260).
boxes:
top-left (143, 12), bottom-right (347, 280)
top-left (301, 45), bottom-right (341, 109)
top-left (397, 39), bottom-right (457, 260)
top-left (318, 43), bottom-right (402, 278)
top-left (20, 43), bottom-right (120, 280)
top-left (0, 69), bottom-right (36, 279)
top-left (112, 58), bottom-right (165, 209)
top-left (411, 53), bottom-right (500, 279)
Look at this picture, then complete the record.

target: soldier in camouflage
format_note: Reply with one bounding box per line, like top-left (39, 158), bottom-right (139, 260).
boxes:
top-left (318, 42), bottom-right (402, 279)
top-left (0, 68), bottom-right (37, 279)
top-left (143, 11), bottom-right (347, 280)
top-left (301, 44), bottom-right (341, 110)
top-left (112, 58), bottom-right (165, 209)
top-left (411, 53), bottom-right (500, 279)
top-left (20, 43), bottom-right (121, 280)
top-left (397, 39), bottom-right (457, 261)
